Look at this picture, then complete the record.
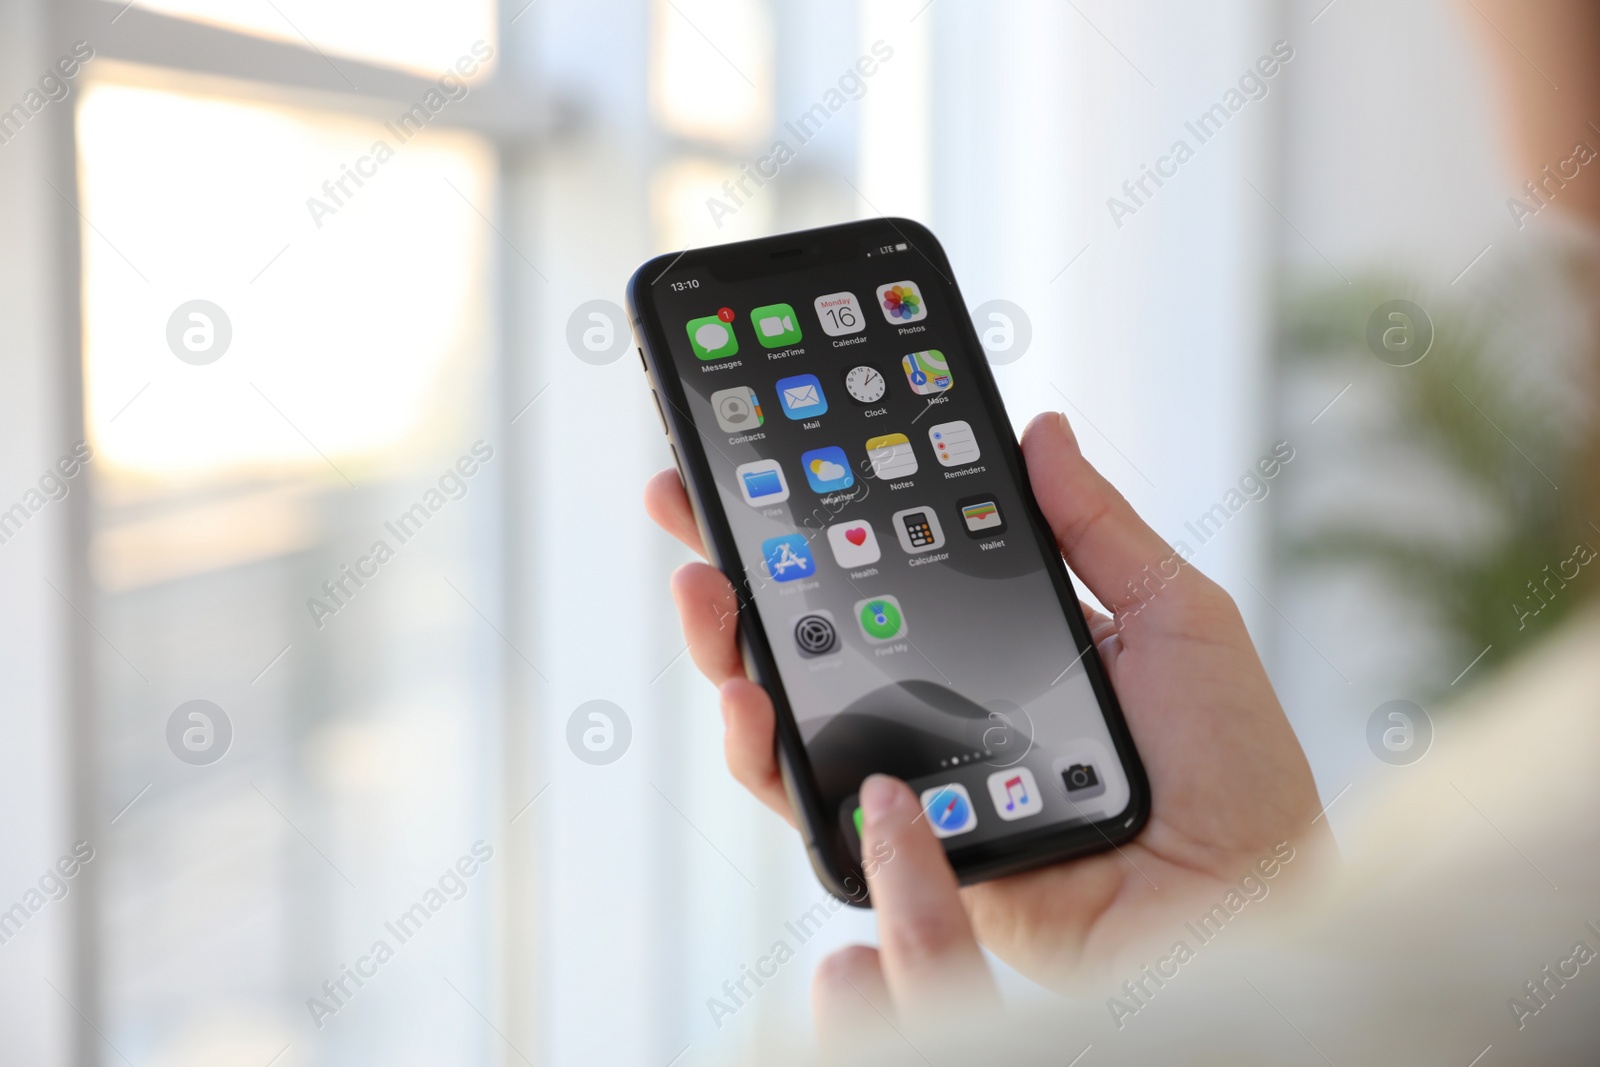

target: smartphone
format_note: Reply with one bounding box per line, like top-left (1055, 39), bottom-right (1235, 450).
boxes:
top-left (627, 219), bottom-right (1149, 903)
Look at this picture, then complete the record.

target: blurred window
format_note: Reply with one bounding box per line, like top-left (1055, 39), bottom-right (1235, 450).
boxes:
top-left (127, 0), bottom-right (497, 77)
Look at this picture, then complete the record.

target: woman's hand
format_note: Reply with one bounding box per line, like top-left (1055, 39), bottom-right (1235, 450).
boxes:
top-left (644, 411), bottom-right (1330, 1018)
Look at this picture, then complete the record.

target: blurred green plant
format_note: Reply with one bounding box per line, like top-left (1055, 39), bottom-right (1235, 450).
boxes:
top-left (1280, 255), bottom-right (1599, 695)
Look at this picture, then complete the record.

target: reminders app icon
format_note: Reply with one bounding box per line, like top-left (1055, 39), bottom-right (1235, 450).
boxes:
top-left (736, 459), bottom-right (788, 506)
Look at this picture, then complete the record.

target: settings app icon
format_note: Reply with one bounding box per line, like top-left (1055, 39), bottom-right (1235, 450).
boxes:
top-left (792, 611), bottom-right (839, 658)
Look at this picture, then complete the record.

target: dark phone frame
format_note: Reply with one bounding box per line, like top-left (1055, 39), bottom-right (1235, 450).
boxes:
top-left (626, 218), bottom-right (1150, 905)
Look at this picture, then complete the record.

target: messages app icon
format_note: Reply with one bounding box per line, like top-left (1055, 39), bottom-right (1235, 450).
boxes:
top-left (776, 374), bottom-right (827, 420)
top-left (686, 311), bottom-right (738, 360)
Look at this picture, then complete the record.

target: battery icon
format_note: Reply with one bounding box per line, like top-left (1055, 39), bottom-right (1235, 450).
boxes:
top-left (895, 242), bottom-right (907, 251)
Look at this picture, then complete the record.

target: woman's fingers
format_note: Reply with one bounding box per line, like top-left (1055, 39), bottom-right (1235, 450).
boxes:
top-left (669, 562), bottom-right (744, 685)
top-left (644, 467), bottom-right (706, 557)
top-left (856, 776), bottom-right (998, 1017)
top-left (667, 566), bottom-right (792, 821)
top-left (811, 945), bottom-right (894, 1053)
top-left (1020, 412), bottom-right (1194, 619)
top-left (719, 679), bottom-right (793, 824)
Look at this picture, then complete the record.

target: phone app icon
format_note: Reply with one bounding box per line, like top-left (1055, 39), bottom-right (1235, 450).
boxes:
top-left (793, 610), bottom-right (839, 657)
top-left (986, 767), bottom-right (1043, 821)
top-left (750, 302), bottom-right (802, 348)
top-left (686, 309), bottom-right (739, 360)
top-left (854, 595), bottom-right (906, 643)
top-left (865, 433), bottom-right (918, 479)
top-left (815, 291), bottom-right (866, 336)
top-left (929, 420), bottom-right (981, 467)
top-left (920, 783), bottom-right (978, 838)
top-left (892, 506), bottom-right (945, 554)
top-left (827, 519), bottom-right (881, 568)
top-left (958, 495), bottom-right (1006, 537)
top-left (877, 280), bottom-right (927, 324)
top-left (802, 446), bottom-right (854, 493)
top-left (901, 350), bottom-right (952, 395)
top-left (735, 459), bottom-right (789, 506)
top-left (776, 373), bottom-right (828, 419)
top-left (710, 386), bottom-right (763, 433)
top-left (761, 534), bottom-right (816, 582)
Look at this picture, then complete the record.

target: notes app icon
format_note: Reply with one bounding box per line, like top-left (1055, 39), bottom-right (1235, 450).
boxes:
top-left (986, 767), bottom-right (1042, 821)
top-left (865, 433), bottom-right (918, 480)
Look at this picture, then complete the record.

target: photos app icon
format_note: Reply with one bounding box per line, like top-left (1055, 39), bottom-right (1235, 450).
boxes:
top-left (877, 281), bottom-right (927, 324)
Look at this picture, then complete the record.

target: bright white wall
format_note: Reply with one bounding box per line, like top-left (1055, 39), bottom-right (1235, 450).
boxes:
top-left (0, 1), bottom-right (73, 1062)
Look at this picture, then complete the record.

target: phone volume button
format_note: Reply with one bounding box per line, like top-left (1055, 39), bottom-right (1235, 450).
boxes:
top-left (638, 347), bottom-right (647, 372)
top-left (650, 390), bottom-right (669, 435)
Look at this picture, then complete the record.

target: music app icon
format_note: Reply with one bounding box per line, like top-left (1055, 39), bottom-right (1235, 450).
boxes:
top-left (986, 766), bottom-right (1043, 821)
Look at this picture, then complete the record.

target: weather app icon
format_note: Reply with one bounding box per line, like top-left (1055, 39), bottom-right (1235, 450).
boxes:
top-left (801, 446), bottom-right (854, 493)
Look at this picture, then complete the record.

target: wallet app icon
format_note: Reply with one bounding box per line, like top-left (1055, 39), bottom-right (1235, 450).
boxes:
top-left (776, 374), bottom-right (827, 420)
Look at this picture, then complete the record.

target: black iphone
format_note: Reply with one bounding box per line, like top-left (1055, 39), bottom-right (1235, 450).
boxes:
top-left (627, 219), bottom-right (1149, 903)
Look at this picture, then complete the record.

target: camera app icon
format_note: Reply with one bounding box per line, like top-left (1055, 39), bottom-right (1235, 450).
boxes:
top-left (1059, 762), bottom-right (1104, 799)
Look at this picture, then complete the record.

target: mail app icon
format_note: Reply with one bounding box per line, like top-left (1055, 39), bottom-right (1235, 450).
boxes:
top-left (776, 373), bottom-right (828, 420)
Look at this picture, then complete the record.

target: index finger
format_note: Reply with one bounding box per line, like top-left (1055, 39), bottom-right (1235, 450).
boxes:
top-left (857, 775), bottom-right (998, 1017)
top-left (644, 467), bottom-right (706, 558)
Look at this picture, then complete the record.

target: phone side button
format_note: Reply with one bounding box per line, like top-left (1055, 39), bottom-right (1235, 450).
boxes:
top-left (638, 347), bottom-right (647, 372)
top-left (650, 390), bottom-right (669, 435)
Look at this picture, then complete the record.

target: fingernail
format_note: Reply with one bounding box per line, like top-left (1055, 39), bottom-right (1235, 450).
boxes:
top-left (860, 775), bottom-right (900, 825)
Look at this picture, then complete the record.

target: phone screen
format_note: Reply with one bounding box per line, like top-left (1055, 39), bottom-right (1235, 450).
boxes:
top-left (644, 235), bottom-right (1135, 859)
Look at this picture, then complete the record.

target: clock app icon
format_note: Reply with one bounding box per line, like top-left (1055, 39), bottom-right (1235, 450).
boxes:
top-left (844, 364), bottom-right (887, 404)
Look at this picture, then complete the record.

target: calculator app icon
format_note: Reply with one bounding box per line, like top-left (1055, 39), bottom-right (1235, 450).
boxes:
top-left (891, 506), bottom-right (945, 554)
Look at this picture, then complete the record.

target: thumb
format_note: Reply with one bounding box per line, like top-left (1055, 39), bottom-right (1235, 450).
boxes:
top-left (1019, 411), bottom-right (1189, 619)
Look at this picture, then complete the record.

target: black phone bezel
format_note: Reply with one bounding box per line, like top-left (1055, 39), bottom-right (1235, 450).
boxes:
top-left (626, 218), bottom-right (1151, 905)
